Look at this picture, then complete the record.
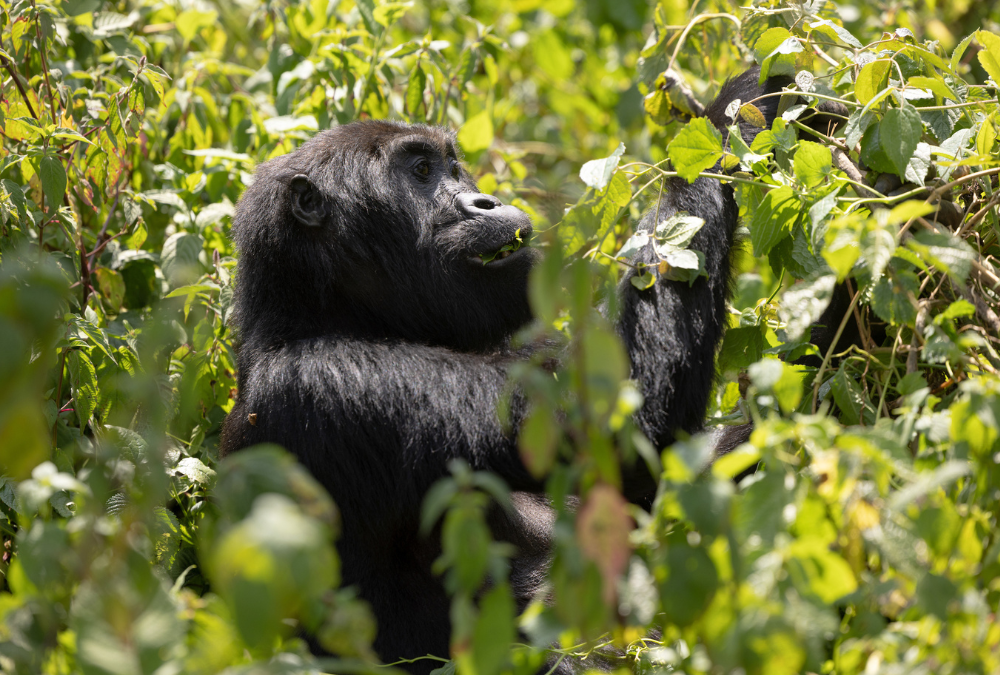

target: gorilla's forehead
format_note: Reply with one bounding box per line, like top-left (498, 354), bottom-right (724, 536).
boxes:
top-left (300, 121), bottom-right (458, 164)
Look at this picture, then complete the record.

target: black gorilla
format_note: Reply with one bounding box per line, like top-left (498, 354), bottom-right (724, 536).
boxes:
top-left (221, 67), bottom-right (799, 672)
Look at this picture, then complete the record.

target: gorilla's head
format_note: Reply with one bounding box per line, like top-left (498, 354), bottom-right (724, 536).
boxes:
top-left (230, 121), bottom-right (537, 353)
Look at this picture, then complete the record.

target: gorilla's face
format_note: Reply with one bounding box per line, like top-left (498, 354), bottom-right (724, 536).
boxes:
top-left (385, 130), bottom-right (537, 292)
top-left (246, 122), bottom-right (537, 351)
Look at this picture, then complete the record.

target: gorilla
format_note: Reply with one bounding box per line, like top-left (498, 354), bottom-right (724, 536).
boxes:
top-left (220, 67), bottom-right (832, 672)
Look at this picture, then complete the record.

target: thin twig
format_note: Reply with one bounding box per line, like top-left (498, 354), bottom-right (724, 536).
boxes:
top-left (812, 288), bottom-right (861, 414)
top-left (31, 0), bottom-right (59, 123)
top-left (0, 56), bottom-right (38, 119)
top-left (665, 13), bottom-right (741, 74)
top-left (88, 191), bottom-right (121, 267)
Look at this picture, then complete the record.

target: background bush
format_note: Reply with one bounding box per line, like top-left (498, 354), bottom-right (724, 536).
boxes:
top-left (3, 0), bottom-right (1000, 673)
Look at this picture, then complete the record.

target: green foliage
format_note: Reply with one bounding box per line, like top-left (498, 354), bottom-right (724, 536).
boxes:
top-left (3, 0), bottom-right (1000, 673)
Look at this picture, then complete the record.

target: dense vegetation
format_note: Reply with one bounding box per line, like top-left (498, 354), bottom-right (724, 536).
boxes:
top-left (3, 0), bottom-right (1000, 673)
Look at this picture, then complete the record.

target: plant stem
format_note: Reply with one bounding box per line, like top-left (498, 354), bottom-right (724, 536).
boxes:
top-left (31, 0), bottom-right (59, 123)
top-left (0, 56), bottom-right (39, 119)
top-left (812, 287), bottom-right (861, 414)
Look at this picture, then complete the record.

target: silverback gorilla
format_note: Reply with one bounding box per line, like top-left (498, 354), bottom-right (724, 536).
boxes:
top-left (221, 67), bottom-right (806, 672)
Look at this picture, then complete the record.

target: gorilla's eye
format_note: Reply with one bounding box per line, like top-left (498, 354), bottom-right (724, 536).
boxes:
top-left (414, 160), bottom-right (431, 178)
top-left (450, 161), bottom-right (460, 180)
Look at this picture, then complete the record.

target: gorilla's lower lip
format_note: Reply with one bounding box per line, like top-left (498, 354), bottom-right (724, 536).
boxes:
top-left (469, 245), bottom-right (531, 267)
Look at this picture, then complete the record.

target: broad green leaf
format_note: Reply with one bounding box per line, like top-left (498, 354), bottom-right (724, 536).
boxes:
top-left (859, 122), bottom-right (896, 176)
top-left (905, 142), bottom-right (932, 184)
top-left (658, 536), bottom-right (718, 627)
top-left (518, 404), bottom-right (559, 479)
top-left (908, 75), bottom-right (956, 101)
top-left (580, 143), bottom-right (626, 190)
top-left (68, 350), bottom-right (99, 430)
top-left (603, 169), bottom-right (632, 207)
top-left (880, 104), bottom-right (923, 178)
top-left (807, 18), bottom-right (863, 48)
top-left (631, 271), bottom-right (656, 290)
top-left (739, 103), bottom-right (766, 128)
top-left (861, 226), bottom-right (895, 279)
top-left (872, 270), bottom-right (919, 325)
top-left (939, 299), bottom-right (976, 321)
top-left (976, 30), bottom-right (1000, 83)
top-left (950, 398), bottom-right (1000, 457)
top-left (977, 114), bottom-right (997, 156)
top-left (951, 32), bottom-right (976, 74)
top-left (855, 60), bottom-right (891, 106)
top-left (778, 273), bottom-right (836, 341)
top-left (175, 10), bottom-right (218, 42)
top-left (471, 583), bottom-right (515, 675)
top-left (373, 1), bottom-right (412, 26)
top-left (793, 140), bottom-right (832, 188)
top-left (718, 324), bottom-right (766, 373)
top-left (677, 479), bottom-right (732, 538)
top-left (753, 27), bottom-right (792, 61)
top-left (888, 200), bottom-right (934, 225)
top-left (355, 0), bottom-right (376, 32)
top-left (457, 110), bottom-right (494, 154)
top-left (711, 445), bottom-right (762, 480)
top-left (176, 458), bottom-right (215, 486)
top-left (405, 64), bottom-right (427, 118)
top-left (916, 572), bottom-right (957, 619)
top-left (658, 249), bottom-right (706, 284)
top-left (164, 282), bottom-right (220, 299)
top-left (831, 367), bottom-right (867, 425)
top-left (809, 189), bottom-right (840, 230)
top-left (774, 363), bottom-right (804, 414)
top-left (211, 494), bottom-right (337, 649)
top-left (161, 232), bottom-right (205, 288)
top-left (844, 110), bottom-right (874, 149)
top-left (751, 118), bottom-right (797, 154)
top-left (749, 186), bottom-right (798, 257)
top-left (128, 219), bottom-right (147, 251)
top-left (727, 124), bottom-right (769, 167)
top-left (38, 155), bottom-right (66, 212)
top-left (754, 27), bottom-right (800, 79)
top-left (617, 232), bottom-right (650, 259)
top-left (786, 537), bottom-right (858, 603)
top-left (667, 118), bottom-right (723, 183)
top-left (654, 214), bottom-right (705, 252)
top-left (93, 268), bottom-right (125, 313)
top-left (907, 231), bottom-right (976, 283)
top-left (748, 356), bottom-right (783, 390)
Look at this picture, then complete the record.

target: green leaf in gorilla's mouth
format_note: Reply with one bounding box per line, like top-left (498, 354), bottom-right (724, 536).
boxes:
top-left (479, 228), bottom-right (524, 265)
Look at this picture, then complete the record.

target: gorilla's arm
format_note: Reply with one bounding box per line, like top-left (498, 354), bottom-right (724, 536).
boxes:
top-left (618, 69), bottom-right (787, 455)
top-left (618, 176), bottom-right (738, 453)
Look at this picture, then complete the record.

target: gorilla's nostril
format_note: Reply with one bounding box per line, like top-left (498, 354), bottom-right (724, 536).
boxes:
top-left (457, 192), bottom-right (502, 216)
top-left (472, 196), bottom-right (498, 210)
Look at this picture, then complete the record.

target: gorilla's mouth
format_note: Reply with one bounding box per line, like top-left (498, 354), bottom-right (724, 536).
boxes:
top-left (475, 228), bottom-right (527, 265)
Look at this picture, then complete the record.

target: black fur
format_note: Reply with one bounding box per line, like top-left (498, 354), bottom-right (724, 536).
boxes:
top-left (221, 68), bottom-right (789, 673)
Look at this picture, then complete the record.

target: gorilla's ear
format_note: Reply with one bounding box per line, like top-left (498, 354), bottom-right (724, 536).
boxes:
top-left (288, 173), bottom-right (325, 228)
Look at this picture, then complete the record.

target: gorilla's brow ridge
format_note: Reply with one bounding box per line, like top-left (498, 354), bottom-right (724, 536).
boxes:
top-left (387, 133), bottom-right (454, 161)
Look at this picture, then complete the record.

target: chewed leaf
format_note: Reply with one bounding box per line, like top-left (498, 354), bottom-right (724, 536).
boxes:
top-left (580, 142), bottom-right (626, 190)
top-left (480, 228), bottom-right (524, 264)
top-left (617, 231), bottom-right (650, 260)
